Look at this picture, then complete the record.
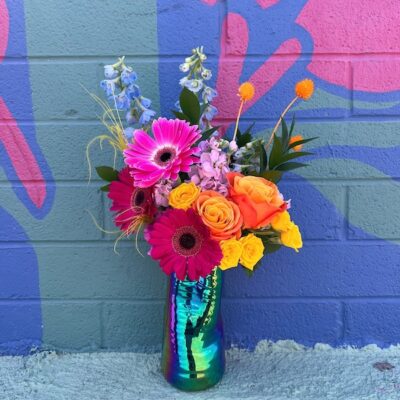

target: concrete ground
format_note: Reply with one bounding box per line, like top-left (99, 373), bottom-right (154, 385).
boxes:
top-left (1, 341), bottom-right (400, 400)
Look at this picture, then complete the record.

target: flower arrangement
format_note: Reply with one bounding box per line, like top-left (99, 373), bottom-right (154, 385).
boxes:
top-left (90, 47), bottom-right (317, 280)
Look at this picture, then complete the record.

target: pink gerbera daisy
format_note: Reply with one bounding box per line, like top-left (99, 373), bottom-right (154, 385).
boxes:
top-left (123, 118), bottom-right (201, 188)
top-left (108, 167), bottom-right (156, 234)
top-left (145, 208), bottom-right (222, 281)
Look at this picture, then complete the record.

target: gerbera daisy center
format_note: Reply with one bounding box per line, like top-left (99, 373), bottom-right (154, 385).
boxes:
top-left (154, 146), bottom-right (177, 167)
top-left (179, 233), bottom-right (196, 250)
top-left (133, 189), bottom-right (145, 207)
top-left (172, 225), bottom-right (203, 257)
top-left (160, 151), bottom-right (172, 162)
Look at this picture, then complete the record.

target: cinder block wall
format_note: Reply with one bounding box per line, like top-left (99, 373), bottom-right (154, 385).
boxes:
top-left (1, 0), bottom-right (399, 354)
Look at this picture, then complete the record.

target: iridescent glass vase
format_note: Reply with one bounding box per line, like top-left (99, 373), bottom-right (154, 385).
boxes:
top-left (161, 267), bottom-right (225, 391)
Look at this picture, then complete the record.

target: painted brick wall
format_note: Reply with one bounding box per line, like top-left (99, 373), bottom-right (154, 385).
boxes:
top-left (1, 0), bottom-right (400, 354)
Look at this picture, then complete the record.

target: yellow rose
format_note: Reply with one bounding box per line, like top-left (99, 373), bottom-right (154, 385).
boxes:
top-left (280, 222), bottom-right (303, 252)
top-left (169, 182), bottom-right (200, 210)
top-left (271, 211), bottom-right (292, 232)
top-left (219, 238), bottom-right (243, 271)
top-left (239, 234), bottom-right (264, 271)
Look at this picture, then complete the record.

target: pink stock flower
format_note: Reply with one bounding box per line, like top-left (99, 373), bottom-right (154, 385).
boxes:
top-left (108, 167), bottom-right (156, 234)
top-left (189, 145), bottom-right (229, 195)
top-left (154, 179), bottom-right (174, 208)
top-left (145, 208), bottom-right (222, 281)
top-left (123, 118), bottom-right (201, 188)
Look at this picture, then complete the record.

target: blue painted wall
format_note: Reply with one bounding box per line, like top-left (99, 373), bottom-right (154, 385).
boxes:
top-left (0, 0), bottom-right (399, 354)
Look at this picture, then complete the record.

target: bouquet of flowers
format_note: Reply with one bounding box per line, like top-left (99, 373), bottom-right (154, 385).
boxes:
top-left (90, 47), bottom-right (316, 281)
top-left (89, 46), bottom-right (317, 391)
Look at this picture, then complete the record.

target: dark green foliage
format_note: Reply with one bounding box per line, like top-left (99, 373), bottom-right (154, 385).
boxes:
top-left (268, 135), bottom-right (284, 171)
top-left (263, 242), bottom-right (281, 254)
top-left (201, 126), bottom-right (220, 141)
top-left (174, 87), bottom-right (222, 142)
top-left (99, 184), bottom-right (110, 192)
top-left (175, 87), bottom-right (201, 126)
top-left (179, 171), bottom-right (190, 182)
top-left (275, 162), bottom-right (309, 171)
top-left (288, 137), bottom-right (317, 150)
top-left (236, 123), bottom-right (254, 148)
top-left (172, 110), bottom-right (191, 123)
top-left (258, 141), bottom-right (268, 172)
top-left (95, 166), bottom-right (119, 182)
top-left (257, 170), bottom-right (283, 183)
top-left (255, 115), bottom-right (318, 182)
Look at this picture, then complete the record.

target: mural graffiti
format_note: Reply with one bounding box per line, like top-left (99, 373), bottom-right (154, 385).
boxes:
top-left (0, 0), bottom-right (54, 354)
top-left (0, 0), bottom-right (399, 353)
top-left (158, 0), bottom-right (400, 346)
top-left (158, 0), bottom-right (400, 236)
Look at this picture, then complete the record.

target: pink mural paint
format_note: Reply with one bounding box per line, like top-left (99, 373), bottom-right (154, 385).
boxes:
top-left (297, 0), bottom-right (400, 92)
top-left (0, 0), bottom-right (9, 63)
top-left (202, 0), bottom-right (279, 8)
top-left (0, 0), bottom-right (47, 209)
top-left (214, 13), bottom-right (301, 132)
top-left (257, 0), bottom-right (279, 9)
top-left (0, 99), bottom-right (47, 208)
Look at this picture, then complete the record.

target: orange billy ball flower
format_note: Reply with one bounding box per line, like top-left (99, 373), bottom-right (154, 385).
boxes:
top-left (238, 82), bottom-right (255, 102)
top-left (295, 79), bottom-right (314, 100)
top-left (289, 135), bottom-right (304, 151)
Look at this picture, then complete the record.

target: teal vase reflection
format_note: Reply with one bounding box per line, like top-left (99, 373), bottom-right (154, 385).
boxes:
top-left (161, 267), bottom-right (225, 391)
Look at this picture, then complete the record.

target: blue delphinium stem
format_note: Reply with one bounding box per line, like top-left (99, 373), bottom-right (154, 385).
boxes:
top-left (178, 47), bottom-right (218, 130)
top-left (100, 58), bottom-right (156, 137)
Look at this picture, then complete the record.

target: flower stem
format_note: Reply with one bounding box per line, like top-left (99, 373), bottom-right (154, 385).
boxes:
top-left (265, 96), bottom-right (298, 151)
top-left (112, 56), bottom-right (125, 69)
top-left (232, 100), bottom-right (245, 143)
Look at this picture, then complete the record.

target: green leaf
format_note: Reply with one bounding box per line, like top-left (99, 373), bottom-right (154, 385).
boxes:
top-left (201, 126), bottom-right (220, 141)
top-left (268, 136), bottom-right (284, 170)
top-left (250, 230), bottom-right (277, 236)
top-left (179, 87), bottom-right (201, 125)
top-left (95, 166), bottom-right (119, 182)
top-left (179, 172), bottom-right (190, 182)
top-left (99, 184), bottom-right (110, 192)
top-left (281, 118), bottom-right (289, 150)
top-left (236, 123), bottom-right (254, 147)
top-left (259, 141), bottom-right (268, 173)
top-left (263, 243), bottom-right (281, 254)
top-left (272, 151), bottom-right (313, 169)
top-left (243, 122), bottom-right (255, 136)
top-left (289, 114), bottom-right (296, 137)
top-left (237, 132), bottom-right (252, 148)
top-left (275, 162), bottom-right (309, 171)
top-left (243, 267), bottom-right (254, 278)
top-left (172, 110), bottom-right (191, 123)
top-left (288, 137), bottom-right (318, 150)
top-left (258, 170), bottom-right (283, 183)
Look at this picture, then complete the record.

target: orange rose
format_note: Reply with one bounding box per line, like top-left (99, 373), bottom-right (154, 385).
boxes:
top-left (194, 190), bottom-right (243, 241)
top-left (226, 172), bottom-right (287, 229)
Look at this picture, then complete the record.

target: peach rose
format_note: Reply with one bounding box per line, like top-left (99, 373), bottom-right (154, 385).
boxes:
top-left (194, 190), bottom-right (243, 241)
top-left (226, 172), bottom-right (287, 229)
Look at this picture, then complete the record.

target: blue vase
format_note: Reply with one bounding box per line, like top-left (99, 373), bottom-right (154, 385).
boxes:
top-left (161, 267), bottom-right (225, 391)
